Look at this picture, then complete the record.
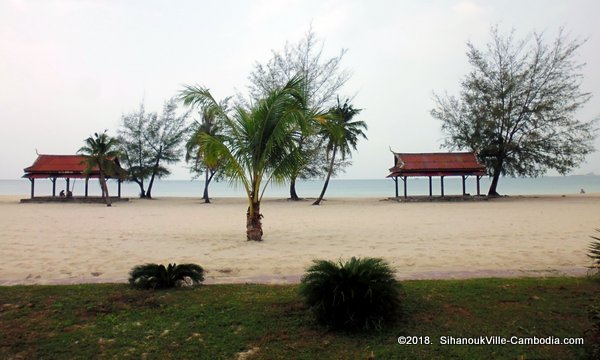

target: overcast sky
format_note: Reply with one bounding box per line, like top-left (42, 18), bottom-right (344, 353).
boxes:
top-left (2, 0), bottom-right (599, 180)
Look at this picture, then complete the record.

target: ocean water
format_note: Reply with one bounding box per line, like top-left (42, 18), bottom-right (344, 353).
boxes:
top-left (2, 175), bottom-right (599, 198)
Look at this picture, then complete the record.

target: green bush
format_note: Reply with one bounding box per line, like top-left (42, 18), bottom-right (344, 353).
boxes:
top-left (588, 230), bottom-right (600, 279)
top-left (299, 257), bottom-right (402, 330)
top-left (129, 263), bottom-right (204, 289)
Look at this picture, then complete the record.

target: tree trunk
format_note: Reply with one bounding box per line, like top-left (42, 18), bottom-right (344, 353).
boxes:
top-left (134, 179), bottom-right (146, 198)
top-left (100, 172), bottom-right (111, 207)
top-left (289, 177), bottom-right (300, 201)
top-left (487, 158), bottom-right (503, 196)
top-left (146, 146), bottom-right (163, 199)
top-left (246, 200), bottom-right (263, 241)
top-left (313, 147), bottom-right (337, 206)
top-left (202, 169), bottom-right (215, 204)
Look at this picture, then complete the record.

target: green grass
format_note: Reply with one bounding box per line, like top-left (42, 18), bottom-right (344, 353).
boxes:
top-left (0, 277), bottom-right (597, 359)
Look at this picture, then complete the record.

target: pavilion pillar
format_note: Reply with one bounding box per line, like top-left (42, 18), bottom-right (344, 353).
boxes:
top-left (30, 178), bottom-right (35, 199)
top-left (118, 179), bottom-right (122, 198)
top-left (85, 177), bottom-right (89, 197)
top-left (51, 177), bottom-right (56, 197)
top-left (462, 175), bottom-right (466, 196)
top-left (440, 176), bottom-right (445, 197)
top-left (66, 178), bottom-right (70, 193)
top-left (403, 176), bottom-right (407, 199)
top-left (476, 176), bottom-right (481, 196)
top-left (393, 177), bottom-right (398, 198)
top-left (428, 176), bottom-right (432, 197)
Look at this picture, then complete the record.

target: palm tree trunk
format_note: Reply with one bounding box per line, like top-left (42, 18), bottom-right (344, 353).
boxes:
top-left (246, 200), bottom-right (263, 241)
top-left (100, 172), bottom-right (111, 207)
top-left (289, 177), bottom-right (300, 201)
top-left (202, 168), bottom-right (214, 203)
top-left (313, 147), bottom-right (337, 206)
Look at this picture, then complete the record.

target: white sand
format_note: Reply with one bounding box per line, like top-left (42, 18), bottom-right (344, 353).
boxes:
top-left (0, 194), bottom-right (598, 285)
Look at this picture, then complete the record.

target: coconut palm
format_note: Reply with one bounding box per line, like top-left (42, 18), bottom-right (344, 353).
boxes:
top-left (185, 98), bottom-right (229, 203)
top-left (180, 76), bottom-right (308, 241)
top-left (313, 99), bottom-right (367, 205)
top-left (129, 263), bottom-right (204, 289)
top-left (78, 130), bottom-right (121, 207)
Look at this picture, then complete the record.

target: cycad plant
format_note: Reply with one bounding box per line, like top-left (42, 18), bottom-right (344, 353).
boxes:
top-left (300, 257), bottom-right (402, 330)
top-left (588, 229), bottom-right (600, 278)
top-left (129, 263), bottom-right (204, 289)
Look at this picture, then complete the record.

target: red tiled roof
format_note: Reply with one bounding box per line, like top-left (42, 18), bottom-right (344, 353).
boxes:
top-left (24, 155), bottom-right (89, 174)
top-left (387, 152), bottom-right (486, 177)
top-left (23, 154), bottom-right (121, 178)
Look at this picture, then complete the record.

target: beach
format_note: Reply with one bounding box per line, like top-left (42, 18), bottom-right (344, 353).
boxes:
top-left (0, 194), bottom-right (598, 285)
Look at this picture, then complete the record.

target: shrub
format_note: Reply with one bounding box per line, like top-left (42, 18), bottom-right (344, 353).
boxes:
top-left (129, 263), bottom-right (204, 289)
top-left (299, 257), bottom-right (402, 330)
top-left (588, 230), bottom-right (600, 279)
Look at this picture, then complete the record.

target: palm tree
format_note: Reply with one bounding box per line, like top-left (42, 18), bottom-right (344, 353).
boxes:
top-left (185, 98), bottom-right (229, 203)
top-left (78, 130), bottom-right (121, 207)
top-left (180, 76), bottom-right (308, 241)
top-left (313, 99), bottom-right (367, 206)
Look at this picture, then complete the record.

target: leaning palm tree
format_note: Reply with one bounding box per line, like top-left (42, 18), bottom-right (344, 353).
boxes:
top-left (78, 130), bottom-right (121, 207)
top-left (313, 99), bottom-right (367, 205)
top-left (180, 76), bottom-right (308, 241)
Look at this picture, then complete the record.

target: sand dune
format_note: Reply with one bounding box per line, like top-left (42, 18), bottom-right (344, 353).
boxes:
top-left (0, 194), bottom-right (598, 285)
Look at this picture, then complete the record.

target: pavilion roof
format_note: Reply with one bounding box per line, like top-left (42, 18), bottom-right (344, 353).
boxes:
top-left (23, 154), bottom-right (121, 179)
top-left (387, 152), bottom-right (486, 178)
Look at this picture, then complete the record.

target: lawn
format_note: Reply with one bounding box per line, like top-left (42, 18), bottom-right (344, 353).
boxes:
top-left (0, 277), bottom-right (598, 359)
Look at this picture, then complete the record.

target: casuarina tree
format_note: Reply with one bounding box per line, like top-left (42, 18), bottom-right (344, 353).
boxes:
top-left (248, 27), bottom-right (351, 200)
top-left (432, 27), bottom-right (596, 196)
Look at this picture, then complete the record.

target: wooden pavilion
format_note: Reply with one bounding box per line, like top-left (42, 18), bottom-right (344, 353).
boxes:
top-left (22, 154), bottom-right (125, 200)
top-left (387, 152), bottom-right (486, 198)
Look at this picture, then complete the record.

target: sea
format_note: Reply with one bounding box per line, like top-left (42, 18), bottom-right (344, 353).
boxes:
top-left (2, 175), bottom-right (599, 198)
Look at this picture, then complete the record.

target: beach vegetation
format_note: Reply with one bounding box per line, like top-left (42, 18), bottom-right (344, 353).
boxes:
top-left (117, 98), bottom-right (190, 199)
top-left (248, 27), bottom-right (351, 201)
top-left (185, 97), bottom-right (230, 203)
top-left (180, 76), bottom-right (309, 241)
top-left (129, 263), bottom-right (204, 289)
top-left (299, 257), bottom-right (401, 330)
top-left (432, 26), bottom-right (596, 196)
top-left (78, 130), bottom-right (123, 207)
top-left (1, 277), bottom-right (597, 359)
top-left (313, 99), bottom-right (367, 206)
top-left (588, 229), bottom-right (600, 278)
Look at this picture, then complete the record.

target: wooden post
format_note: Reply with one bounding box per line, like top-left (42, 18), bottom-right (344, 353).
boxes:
top-left (51, 177), bottom-right (56, 197)
top-left (428, 176), bottom-right (432, 197)
top-left (118, 179), bottom-right (122, 198)
top-left (66, 178), bottom-right (70, 193)
top-left (30, 178), bottom-right (35, 199)
top-left (440, 176), bottom-right (445, 197)
top-left (403, 176), bottom-right (407, 199)
top-left (85, 177), bottom-right (89, 197)
top-left (477, 176), bottom-right (481, 196)
top-left (394, 177), bottom-right (398, 198)
top-left (462, 175), bottom-right (466, 196)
